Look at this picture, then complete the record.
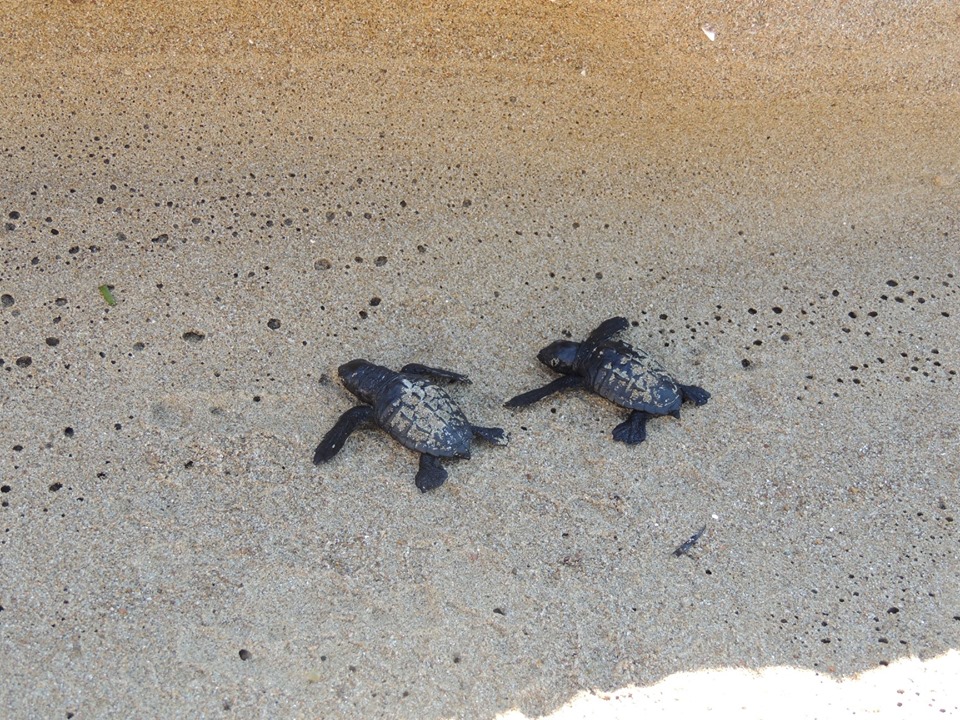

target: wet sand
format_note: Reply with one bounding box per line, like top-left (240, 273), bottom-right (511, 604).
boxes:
top-left (1, 2), bottom-right (958, 718)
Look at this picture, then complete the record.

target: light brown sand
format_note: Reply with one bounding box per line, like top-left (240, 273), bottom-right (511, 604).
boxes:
top-left (0, 2), bottom-right (958, 718)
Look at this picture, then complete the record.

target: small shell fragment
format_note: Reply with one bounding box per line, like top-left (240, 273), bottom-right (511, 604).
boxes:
top-left (701, 24), bottom-right (717, 42)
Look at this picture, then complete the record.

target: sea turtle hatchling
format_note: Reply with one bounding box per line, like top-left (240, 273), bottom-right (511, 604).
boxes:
top-left (504, 316), bottom-right (710, 444)
top-left (313, 359), bottom-right (508, 492)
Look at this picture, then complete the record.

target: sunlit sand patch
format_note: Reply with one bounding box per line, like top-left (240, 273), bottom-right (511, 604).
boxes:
top-left (497, 650), bottom-right (958, 719)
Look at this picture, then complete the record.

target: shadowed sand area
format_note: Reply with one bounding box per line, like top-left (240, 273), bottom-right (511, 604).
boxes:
top-left (0, 2), bottom-right (958, 717)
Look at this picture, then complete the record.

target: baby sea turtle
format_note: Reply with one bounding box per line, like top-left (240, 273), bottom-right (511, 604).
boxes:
top-left (313, 359), bottom-right (507, 492)
top-left (504, 316), bottom-right (710, 444)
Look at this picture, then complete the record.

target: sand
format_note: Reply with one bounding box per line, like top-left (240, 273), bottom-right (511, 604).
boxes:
top-left (0, 2), bottom-right (958, 718)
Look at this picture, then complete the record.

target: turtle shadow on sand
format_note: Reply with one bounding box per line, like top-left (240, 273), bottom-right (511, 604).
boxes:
top-left (313, 360), bottom-right (508, 492)
top-left (504, 316), bottom-right (710, 444)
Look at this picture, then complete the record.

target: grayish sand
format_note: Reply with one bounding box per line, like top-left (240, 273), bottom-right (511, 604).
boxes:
top-left (1, 2), bottom-right (958, 718)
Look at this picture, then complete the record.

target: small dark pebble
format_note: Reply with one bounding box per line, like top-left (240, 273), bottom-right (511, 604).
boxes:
top-left (239, 649), bottom-right (252, 660)
top-left (16, 356), bottom-right (32, 368)
top-left (0, 485), bottom-right (10, 492)
top-left (64, 427), bottom-right (74, 437)
top-left (267, 318), bottom-right (281, 330)
top-left (182, 331), bottom-right (205, 343)
top-left (49, 482), bottom-right (63, 492)
top-left (493, 607), bottom-right (506, 616)
top-left (741, 358), bottom-right (752, 368)
top-left (369, 297), bottom-right (381, 307)
top-left (8, 211), bottom-right (20, 219)
top-left (375, 256), bottom-right (387, 266)
top-left (315, 259), bottom-right (332, 270)
top-left (46, 337), bottom-right (60, 347)
top-left (1, 294), bottom-right (13, 307)
top-left (151, 234), bottom-right (169, 244)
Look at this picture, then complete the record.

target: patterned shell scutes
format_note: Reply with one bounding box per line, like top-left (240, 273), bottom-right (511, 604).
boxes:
top-left (581, 341), bottom-right (682, 413)
top-left (374, 376), bottom-right (473, 457)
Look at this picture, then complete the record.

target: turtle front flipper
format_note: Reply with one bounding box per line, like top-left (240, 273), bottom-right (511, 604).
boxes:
top-left (504, 375), bottom-right (582, 408)
top-left (400, 363), bottom-right (471, 384)
top-left (612, 410), bottom-right (654, 445)
top-left (679, 384), bottom-right (711, 406)
top-left (587, 316), bottom-right (630, 343)
top-left (313, 405), bottom-right (375, 464)
top-left (471, 425), bottom-right (508, 446)
top-left (415, 453), bottom-right (448, 492)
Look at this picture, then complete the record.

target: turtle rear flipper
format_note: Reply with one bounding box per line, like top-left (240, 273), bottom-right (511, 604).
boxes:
top-left (679, 384), bottom-right (710, 406)
top-left (415, 454), bottom-right (448, 492)
top-left (612, 410), bottom-right (653, 445)
top-left (313, 405), bottom-right (375, 464)
top-left (400, 363), bottom-right (471, 384)
top-left (471, 425), bottom-right (508, 446)
top-left (504, 375), bottom-right (582, 408)
top-left (587, 316), bottom-right (630, 343)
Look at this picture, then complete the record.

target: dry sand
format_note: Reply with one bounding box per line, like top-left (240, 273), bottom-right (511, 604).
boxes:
top-left (0, 2), bottom-right (958, 718)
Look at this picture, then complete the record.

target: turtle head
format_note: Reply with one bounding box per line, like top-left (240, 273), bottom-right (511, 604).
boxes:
top-left (338, 359), bottom-right (392, 405)
top-left (537, 340), bottom-right (580, 375)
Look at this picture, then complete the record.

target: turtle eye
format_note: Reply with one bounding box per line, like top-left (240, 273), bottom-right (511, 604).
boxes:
top-left (550, 358), bottom-right (559, 367)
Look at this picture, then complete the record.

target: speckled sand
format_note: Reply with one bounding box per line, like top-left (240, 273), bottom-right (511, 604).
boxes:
top-left (1, 2), bottom-right (958, 718)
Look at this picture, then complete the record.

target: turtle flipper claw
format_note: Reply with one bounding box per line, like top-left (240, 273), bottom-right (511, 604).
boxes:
top-left (612, 411), bottom-right (651, 445)
top-left (313, 405), bottom-right (375, 463)
top-left (400, 363), bottom-right (471, 384)
top-left (415, 454), bottom-right (448, 492)
top-left (504, 375), bottom-right (582, 408)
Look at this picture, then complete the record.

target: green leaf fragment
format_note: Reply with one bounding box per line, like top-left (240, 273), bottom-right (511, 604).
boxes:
top-left (99, 284), bottom-right (117, 306)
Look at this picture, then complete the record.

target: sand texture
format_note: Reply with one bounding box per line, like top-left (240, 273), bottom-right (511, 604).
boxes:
top-left (0, 2), bottom-right (958, 718)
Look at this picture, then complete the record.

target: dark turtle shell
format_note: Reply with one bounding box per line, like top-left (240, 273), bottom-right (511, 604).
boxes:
top-left (579, 341), bottom-right (683, 415)
top-left (374, 375), bottom-right (473, 457)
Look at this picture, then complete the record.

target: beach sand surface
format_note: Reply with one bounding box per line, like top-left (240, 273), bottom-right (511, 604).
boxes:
top-left (0, 2), bottom-right (958, 718)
